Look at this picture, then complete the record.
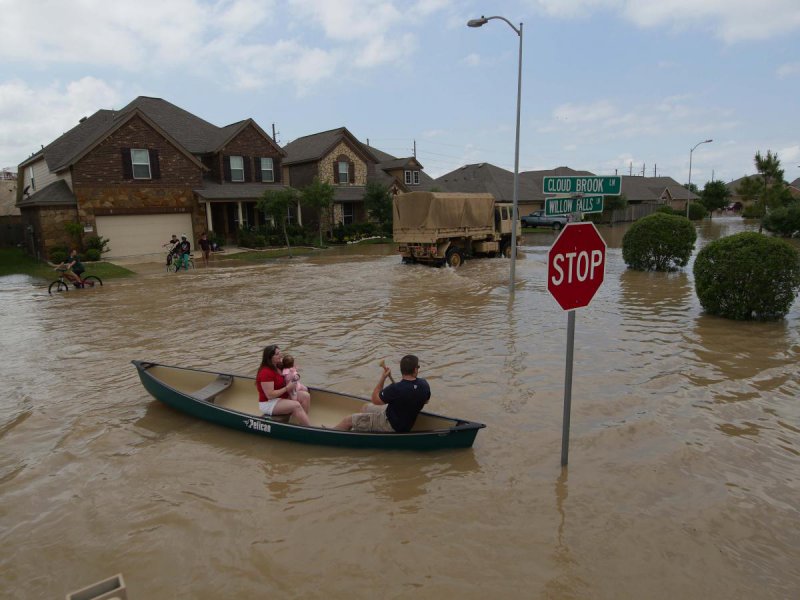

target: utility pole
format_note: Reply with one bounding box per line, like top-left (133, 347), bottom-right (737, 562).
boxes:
top-left (413, 140), bottom-right (417, 159)
top-left (271, 123), bottom-right (280, 145)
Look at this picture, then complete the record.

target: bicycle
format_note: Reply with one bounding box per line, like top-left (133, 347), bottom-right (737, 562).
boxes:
top-left (168, 254), bottom-right (195, 272)
top-left (48, 269), bottom-right (103, 294)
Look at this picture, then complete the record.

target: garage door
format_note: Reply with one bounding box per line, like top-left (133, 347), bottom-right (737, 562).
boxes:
top-left (96, 213), bottom-right (193, 258)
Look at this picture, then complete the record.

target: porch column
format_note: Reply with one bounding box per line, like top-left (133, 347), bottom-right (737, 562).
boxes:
top-left (296, 198), bottom-right (303, 226)
top-left (205, 202), bottom-right (213, 232)
top-left (237, 201), bottom-right (244, 229)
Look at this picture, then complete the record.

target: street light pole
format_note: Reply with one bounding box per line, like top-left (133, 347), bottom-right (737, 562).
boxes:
top-left (686, 139), bottom-right (713, 218)
top-left (468, 15), bottom-right (523, 290)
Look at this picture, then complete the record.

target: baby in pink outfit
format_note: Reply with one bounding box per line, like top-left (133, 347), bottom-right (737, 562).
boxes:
top-left (281, 354), bottom-right (309, 400)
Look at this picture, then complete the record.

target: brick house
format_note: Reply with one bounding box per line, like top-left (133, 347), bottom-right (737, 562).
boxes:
top-left (17, 97), bottom-right (285, 259)
top-left (282, 127), bottom-right (436, 228)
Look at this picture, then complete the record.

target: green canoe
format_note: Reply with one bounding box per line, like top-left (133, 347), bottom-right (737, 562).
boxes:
top-left (132, 361), bottom-right (485, 450)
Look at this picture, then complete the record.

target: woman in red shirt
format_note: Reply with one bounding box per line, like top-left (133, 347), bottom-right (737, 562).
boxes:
top-left (256, 345), bottom-right (312, 426)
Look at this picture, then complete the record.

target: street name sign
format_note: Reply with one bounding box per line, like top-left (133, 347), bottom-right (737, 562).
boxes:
top-left (543, 176), bottom-right (622, 196)
top-left (545, 195), bottom-right (604, 216)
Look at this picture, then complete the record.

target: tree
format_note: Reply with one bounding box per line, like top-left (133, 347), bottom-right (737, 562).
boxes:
top-left (258, 187), bottom-right (299, 257)
top-left (736, 176), bottom-right (762, 206)
top-left (622, 213), bottom-right (696, 271)
top-left (683, 182), bottom-right (699, 194)
top-left (301, 177), bottom-right (334, 247)
top-left (754, 150), bottom-right (784, 191)
top-left (700, 180), bottom-right (731, 216)
top-left (694, 232), bottom-right (800, 320)
top-left (363, 182), bottom-right (393, 236)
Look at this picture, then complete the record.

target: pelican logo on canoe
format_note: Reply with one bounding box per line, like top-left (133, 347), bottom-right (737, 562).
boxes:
top-left (244, 418), bottom-right (271, 433)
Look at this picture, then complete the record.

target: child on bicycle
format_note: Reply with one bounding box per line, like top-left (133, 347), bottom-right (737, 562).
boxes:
top-left (175, 234), bottom-right (191, 271)
top-left (163, 234), bottom-right (180, 267)
top-left (56, 249), bottom-right (85, 287)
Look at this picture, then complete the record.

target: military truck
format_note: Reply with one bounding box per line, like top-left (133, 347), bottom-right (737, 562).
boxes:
top-left (393, 191), bottom-right (521, 267)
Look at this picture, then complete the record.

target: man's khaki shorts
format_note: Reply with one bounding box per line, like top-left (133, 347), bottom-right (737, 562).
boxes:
top-left (351, 404), bottom-right (395, 433)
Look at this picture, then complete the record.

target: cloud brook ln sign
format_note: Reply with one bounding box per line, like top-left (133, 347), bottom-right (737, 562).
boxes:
top-left (543, 176), bottom-right (622, 196)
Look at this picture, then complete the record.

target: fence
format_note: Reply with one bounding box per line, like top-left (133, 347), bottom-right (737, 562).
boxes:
top-left (0, 217), bottom-right (24, 247)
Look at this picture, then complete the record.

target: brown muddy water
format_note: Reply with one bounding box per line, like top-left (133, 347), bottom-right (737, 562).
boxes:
top-left (1, 217), bottom-right (798, 599)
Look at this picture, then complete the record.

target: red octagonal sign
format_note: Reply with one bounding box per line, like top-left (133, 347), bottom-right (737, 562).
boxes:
top-left (547, 222), bottom-right (607, 311)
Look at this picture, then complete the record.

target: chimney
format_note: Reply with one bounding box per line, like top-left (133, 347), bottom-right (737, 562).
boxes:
top-left (79, 116), bottom-right (87, 123)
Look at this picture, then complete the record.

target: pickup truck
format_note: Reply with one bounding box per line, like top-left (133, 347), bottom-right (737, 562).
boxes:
top-left (521, 210), bottom-right (568, 230)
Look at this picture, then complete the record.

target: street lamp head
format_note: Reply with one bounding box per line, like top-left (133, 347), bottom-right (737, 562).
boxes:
top-left (704, 139), bottom-right (713, 143)
top-left (467, 16), bottom-right (488, 27)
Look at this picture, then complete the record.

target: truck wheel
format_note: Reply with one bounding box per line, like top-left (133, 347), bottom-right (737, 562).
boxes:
top-left (446, 248), bottom-right (465, 268)
top-left (552, 222), bottom-right (562, 231)
top-left (500, 241), bottom-right (512, 258)
top-left (401, 257), bottom-right (416, 264)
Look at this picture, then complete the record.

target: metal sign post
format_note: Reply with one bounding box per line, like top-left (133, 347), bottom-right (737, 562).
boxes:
top-left (561, 311), bottom-right (576, 466)
top-left (546, 223), bottom-right (607, 465)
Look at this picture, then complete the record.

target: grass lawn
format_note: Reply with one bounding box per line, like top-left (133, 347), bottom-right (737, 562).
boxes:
top-left (0, 248), bottom-right (135, 280)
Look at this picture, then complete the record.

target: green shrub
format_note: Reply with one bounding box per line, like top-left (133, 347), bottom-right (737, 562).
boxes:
top-left (688, 202), bottom-right (707, 220)
top-left (762, 203), bottom-right (800, 237)
top-left (656, 205), bottom-right (675, 215)
top-left (742, 203), bottom-right (765, 219)
top-left (49, 246), bottom-right (69, 264)
top-left (331, 222), bottom-right (383, 243)
top-left (207, 230), bottom-right (225, 250)
top-left (85, 235), bottom-right (110, 254)
top-left (622, 213), bottom-right (696, 271)
top-left (85, 248), bottom-right (101, 261)
top-left (693, 232), bottom-right (800, 320)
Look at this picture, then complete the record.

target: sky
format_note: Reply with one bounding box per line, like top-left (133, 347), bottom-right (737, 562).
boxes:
top-left (2, 0), bottom-right (799, 188)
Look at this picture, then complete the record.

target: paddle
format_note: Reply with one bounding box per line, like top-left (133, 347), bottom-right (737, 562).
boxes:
top-left (379, 359), bottom-right (395, 384)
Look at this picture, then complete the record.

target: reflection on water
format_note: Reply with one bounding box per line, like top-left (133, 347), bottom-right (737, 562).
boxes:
top-left (1, 217), bottom-right (799, 598)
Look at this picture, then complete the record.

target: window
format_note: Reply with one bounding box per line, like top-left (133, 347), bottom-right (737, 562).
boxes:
top-left (404, 170), bottom-right (420, 185)
top-left (230, 156), bottom-right (244, 182)
top-left (27, 166), bottom-right (36, 191)
top-left (338, 161), bottom-right (349, 184)
top-left (342, 203), bottom-right (354, 225)
top-left (287, 205), bottom-right (295, 225)
top-left (131, 149), bottom-right (151, 179)
top-left (260, 157), bottom-right (274, 182)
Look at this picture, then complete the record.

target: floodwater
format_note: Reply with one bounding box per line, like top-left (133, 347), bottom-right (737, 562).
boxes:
top-left (1, 217), bottom-right (798, 599)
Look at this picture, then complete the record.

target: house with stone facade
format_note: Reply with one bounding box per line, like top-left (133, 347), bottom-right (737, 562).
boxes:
top-left (281, 127), bottom-right (436, 228)
top-left (17, 96), bottom-right (285, 259)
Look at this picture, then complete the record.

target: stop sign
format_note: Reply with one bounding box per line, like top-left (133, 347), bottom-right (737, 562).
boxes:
top-left (547, 222), bottom-right (606, 311)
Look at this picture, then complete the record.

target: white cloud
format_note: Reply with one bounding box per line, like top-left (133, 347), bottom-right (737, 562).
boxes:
top-left (0, 0), bottom-right (444, 94)
top-left (0, 78), bottom-right (123, 167)
top-left (462, 53), bottom-right (483, 67)
top-left (288, 0), bottom-right (403, 42)
top-left (526, 0), bottom-right (800, 42)
top-left (552, 100), bottom-right (616, 123)
top-left (542, 96), bottom-right (738, 142)
top-left (777, 62), bottom-right (800, 78)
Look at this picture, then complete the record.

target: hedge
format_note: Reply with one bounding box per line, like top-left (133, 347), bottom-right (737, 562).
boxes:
top-left (622, 213), bottom-right (696, 271)
top-left (693, 232), bottom-right (800, 320)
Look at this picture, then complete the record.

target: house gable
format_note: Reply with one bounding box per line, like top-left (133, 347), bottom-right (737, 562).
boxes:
top-left (71, 113), bottom-right (204, 188)
top-left (213, 121), bottom-right (284, 184)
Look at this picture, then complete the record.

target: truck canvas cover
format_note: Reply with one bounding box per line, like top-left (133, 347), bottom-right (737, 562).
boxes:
top-left (393, 192), bottom-right (496, 243)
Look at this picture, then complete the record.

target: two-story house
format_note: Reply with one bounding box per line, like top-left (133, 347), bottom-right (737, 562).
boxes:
top-left (17, 96), bottom-right (285, 259)
top-left (282, 127), bottom-right (436, 230)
